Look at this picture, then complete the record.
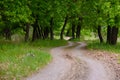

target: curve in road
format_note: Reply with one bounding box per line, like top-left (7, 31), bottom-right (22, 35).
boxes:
top-left (26, 42), bottom-right (116, 80)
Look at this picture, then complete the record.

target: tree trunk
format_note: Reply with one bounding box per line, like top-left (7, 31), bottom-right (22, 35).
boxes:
top-left (76, 17), bottom-right (82, 39)
top-left (25, 23), bottom-right (30, 42)
top-left (76, 24), bottom-right (81, 39)
top-left (32, 19), bottom-right (39, 41)
top-left (50, 17), bottom-right (54, 40)
top-left (111, 26), bottom-right (118, 45)
top-left (106, 25), bottom-right (112, 44)
top-left (44, 27), bottom-right (49, 39)
top-left (60, 15), bottom-right (68, 39)
top-left (106, 26), bottom-right (118, 45)
top-left (72, 23), bottom-right (75, 39)
top-left (97, 25), bottom-right (104, 43)
top-left (4, 27), bottom-right (11, 40)
top-left (37, 26), bottom-right (43, 39)
top-left (66, 28), bottom-right (71, 36)
top-left (32, 26), bottom-right (37, 41)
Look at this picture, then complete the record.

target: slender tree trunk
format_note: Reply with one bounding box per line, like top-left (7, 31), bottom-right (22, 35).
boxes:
top-left (50, 17), bottom-right (54, 40)
top-left (76, 24), bottom-right (81, 39)
top-left (32, 26), bottom-right (37, 41)
top-left (97, 25), bottom-right (104, 43)
top-left (111, 26), bottom-right (118, 45)
top-left (4, 27), bottom-right (11, 40)
top-left (72, 23), bottom-right (75, 39)
top-left (44, 27), bottom-right (49, 39)
top-left (106, 25), bottom-right (112, 44)
top-left (41, 27), bottom-right (45, 39)
top-left (60, 15), bottom-right (68, 39)
top-left (66, 28), bottom-right (71, 36)
top-left (41, 27), bottom-right (46, 40)
top-left (37, 26), bottom-right (43, 39)
top-left (76, 17), bottom-right (82, 39)
top-left (32, 19), bottom-right (39, 41)
top-left (25, 23), bottom-right (30, 42)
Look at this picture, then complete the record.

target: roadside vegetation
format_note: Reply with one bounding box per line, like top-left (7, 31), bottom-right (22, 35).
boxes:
top-left (0, 40), bottom-right (67, 80)
top-left (87, 40), bottom-right (120, 64)
top-left (87, 40), bottom-right (120, 53)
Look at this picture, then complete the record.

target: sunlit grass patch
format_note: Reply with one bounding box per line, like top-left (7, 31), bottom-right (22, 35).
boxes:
top-left (0, 39), bottom-right (67, 80)
top-left (0, 43), bottom-right (51, 80)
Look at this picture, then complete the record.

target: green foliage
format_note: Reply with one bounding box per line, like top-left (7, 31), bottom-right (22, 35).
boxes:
top-left (1, 0), bottom-right (120, 42)
top-left (1, 0), bottom-right (33, 38)
top-left (1, 0), bottom-right (33, 23)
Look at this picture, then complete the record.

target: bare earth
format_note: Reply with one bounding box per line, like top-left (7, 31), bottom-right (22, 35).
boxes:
top-left (25, 42), bottom-right (120, 80)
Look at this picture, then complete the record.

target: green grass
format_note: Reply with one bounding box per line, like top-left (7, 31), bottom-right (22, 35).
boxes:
top-left (87, 40), bottom-right (120, 53)
top-left (0, 39), bottom-right (67, 80)
top-left (30, 39), bottom-right (67, 48)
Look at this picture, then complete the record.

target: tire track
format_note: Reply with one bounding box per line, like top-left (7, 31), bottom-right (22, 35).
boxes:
top-left (25, 42), bottom-right (116, 80)
top-left (62, 42), bottom-right (115, 80)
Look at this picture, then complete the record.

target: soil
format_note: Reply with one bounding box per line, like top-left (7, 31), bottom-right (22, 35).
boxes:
top-left (25, 42), bottom-right (120, 80)
top-left (84, 50), bottom-right (120, 80)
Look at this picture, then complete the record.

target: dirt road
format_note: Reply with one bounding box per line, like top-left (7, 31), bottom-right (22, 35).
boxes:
top-left (26, 42), bottom-right (116, 80)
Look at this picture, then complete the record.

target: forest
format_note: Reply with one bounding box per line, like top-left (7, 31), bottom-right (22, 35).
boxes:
top-left (1, 0), bottom-right (120, 45)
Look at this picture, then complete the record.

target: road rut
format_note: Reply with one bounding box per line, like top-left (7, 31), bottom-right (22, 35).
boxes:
top-left (26, 42), bottom-right (116, 80)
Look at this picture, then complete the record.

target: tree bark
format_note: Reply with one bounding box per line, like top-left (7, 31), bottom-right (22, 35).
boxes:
top-left (76, 17), bottom-right (82, 39)
top-left (106, 26), bottom-right (118, 45)
top-left (44, 27), bottom-right (49, 39)
top-left (72, 23), bottom-right (75, 39)
top-left (106, 25), bottom-right (112, 44)
top-left (66, 28), bottom-right (71, 36)
top-left (25, 23), bottom-right (30, 42)
top-left (97, 25), bottom-right (104, 43)
top-left (32, 19), bottom-right (39, 41)
top-left (111, 26), bottom-right (118, 45)
top-left (60, 15), bottom-right (68, 39)
top-left (32, 26), bottom-right (37, 41)
top-left (4, 27), bottom-right (11, 40)
top-left (50, 17), bottom-right (54, 40)
top-left (37, 26), bottom-right (43, 39)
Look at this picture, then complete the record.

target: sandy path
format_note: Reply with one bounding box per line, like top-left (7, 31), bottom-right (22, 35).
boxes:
top-left (26, 42), bottom-right (116, 80)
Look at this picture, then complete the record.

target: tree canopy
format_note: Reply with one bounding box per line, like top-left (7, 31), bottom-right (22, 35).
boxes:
top-left (0, 0), bottom-right (120, 45)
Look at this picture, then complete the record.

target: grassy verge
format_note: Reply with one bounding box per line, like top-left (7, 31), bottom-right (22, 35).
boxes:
top-left (87, 40), bottom-right (120, 53)
top-left (30, 39), bottom-right (67, 48)
top-left (0, 40), bottom-right (67, 80)
top-left (87, 40), bottom-right (120, 64)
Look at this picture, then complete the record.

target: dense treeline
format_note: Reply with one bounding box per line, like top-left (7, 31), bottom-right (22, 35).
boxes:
top-left (1, 0), bottom-right (120, 45)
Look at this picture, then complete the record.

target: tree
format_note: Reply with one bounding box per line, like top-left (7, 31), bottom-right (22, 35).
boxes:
top-left (1, 0), bottom-right (33, 40)
top-left (1, 0), bottom-right (120, 44)
top-left (76, 17), bottom-right (83, 39)
top-left (102, 0), bottom-right (120, 45)
top-left (60, 15), bottom-right (68, 39)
